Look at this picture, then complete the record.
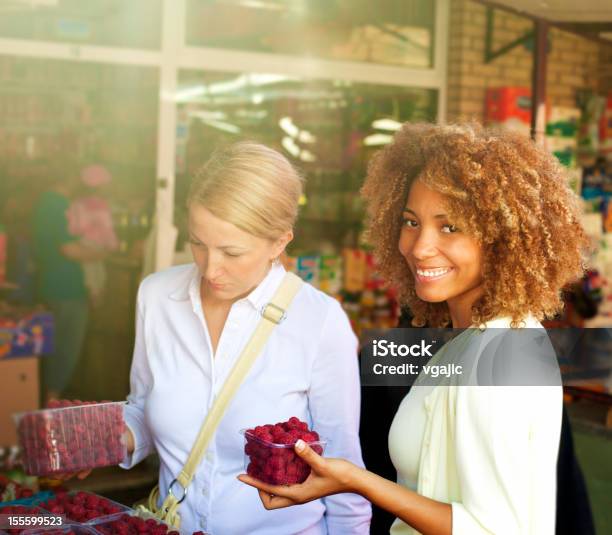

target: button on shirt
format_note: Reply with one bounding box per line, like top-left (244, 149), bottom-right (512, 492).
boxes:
top-left (121, 263), bottom-right (371, 535)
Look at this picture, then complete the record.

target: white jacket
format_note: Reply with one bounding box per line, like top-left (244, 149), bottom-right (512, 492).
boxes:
top-left (391, 317), bottom-right (562, 535)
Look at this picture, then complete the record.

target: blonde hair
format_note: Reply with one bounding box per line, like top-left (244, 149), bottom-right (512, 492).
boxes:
top-left (361, 122), bottom-right (589, 327)
top-left (188, 141), bottom-right (303, 240)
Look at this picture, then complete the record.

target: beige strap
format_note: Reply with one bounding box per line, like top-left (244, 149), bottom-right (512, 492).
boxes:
top-left (158, 272), bottom-right (303, 526)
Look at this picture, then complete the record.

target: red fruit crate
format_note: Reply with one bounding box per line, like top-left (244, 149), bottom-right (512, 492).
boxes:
top-left (241, 418), bottom-right (328, 486)
top-left (38, 491), bottom-right (130, 525)
top-left (13, 402), bottom-right (127, 476)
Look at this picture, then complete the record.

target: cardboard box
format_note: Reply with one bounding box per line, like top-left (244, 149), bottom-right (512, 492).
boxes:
top-left (0, 357), bottom-right (39, 445)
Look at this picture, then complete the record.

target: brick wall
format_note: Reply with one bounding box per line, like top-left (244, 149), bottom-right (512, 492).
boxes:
top-left (446, 0), bottom-right (612, 122)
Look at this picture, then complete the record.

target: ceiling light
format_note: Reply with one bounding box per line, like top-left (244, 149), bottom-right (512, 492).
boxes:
top-left (282, 136), bottom-right (300, 158)
top-left (372, 118), bottom-right (402, 131)
top-left (279, 117), bottom-right (299, 138)
top-left (364, 133), bottom-right (393, 146)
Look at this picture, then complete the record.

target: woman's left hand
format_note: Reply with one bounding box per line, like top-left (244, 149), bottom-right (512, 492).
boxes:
top-left (237, 439), bottom-right (360, 510)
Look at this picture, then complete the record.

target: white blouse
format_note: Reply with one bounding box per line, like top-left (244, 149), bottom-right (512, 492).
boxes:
top-left (387, 385), bottom-right (435, 492)
top-left (388, 318), bottom-right (562, 535)
top-left (120, 262), bottom-right (371, 535)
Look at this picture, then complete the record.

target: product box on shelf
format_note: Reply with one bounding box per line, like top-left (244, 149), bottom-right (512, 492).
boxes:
top-left (318, 255), bottom-right (342, 296)
top-left (546, 107), bottom-right (580, 167)
top-left (599, 93), bottom-right (612, 161)
top-left (14, 402), bottom-right (126, 477)
top-left (295, 256), bottom-right (320, 286)
top-left (342, 249), bottom-right (367, 293)
top-left (485, 87), bottom-right (532, 135)
top-left (0, 311), bottom-right (54, 360)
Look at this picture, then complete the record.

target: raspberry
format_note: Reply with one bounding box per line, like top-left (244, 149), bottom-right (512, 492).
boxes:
top-left (301, 432), bottom-right (318, 443)
top-left (287, 430), bottom-right (301, 442)
top-left (271, 425), bottom-right (285, 439)
top-left (286, 416), bottom-right (301, 429)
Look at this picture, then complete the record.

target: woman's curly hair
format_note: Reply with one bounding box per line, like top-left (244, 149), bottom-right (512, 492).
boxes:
top-left (361, 122), bottom-right (590, 327)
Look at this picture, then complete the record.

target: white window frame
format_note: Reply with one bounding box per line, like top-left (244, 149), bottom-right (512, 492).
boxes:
top-left (0, 0), bottom-right (449, 271)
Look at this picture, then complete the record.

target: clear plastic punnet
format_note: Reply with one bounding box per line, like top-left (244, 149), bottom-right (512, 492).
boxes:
top-left (0, 504), bottom-right (51, 534)
top-left (241, 429), bottom-right (327, 486)
top-left (14, 402), bottom-right (127, 477)
top-left (37, 491), bottom-right (130, 525)
top-left (87, 511), bottom-right (187, 535)
top-left (23, 525), bottom-right (99, 535)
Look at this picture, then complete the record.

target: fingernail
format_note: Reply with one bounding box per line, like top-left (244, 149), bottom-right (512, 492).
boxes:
top-left (295, 439), bottom-right (305, 452)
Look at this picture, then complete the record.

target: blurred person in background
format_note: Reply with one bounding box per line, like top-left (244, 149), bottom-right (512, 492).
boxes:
top-left (67, 164), bottom-right (119, 307)
top-left (31, 161), bottom-right (108, 403)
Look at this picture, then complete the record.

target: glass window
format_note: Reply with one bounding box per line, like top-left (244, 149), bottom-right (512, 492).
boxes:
top-left (0, 0), bottom-right (162, 50)
top-left (174, 69), bottom-right (437, 251)
top-left (186, 0), bottom-right (435, 68)
top-left (0, 56), bottom-right (159, 248)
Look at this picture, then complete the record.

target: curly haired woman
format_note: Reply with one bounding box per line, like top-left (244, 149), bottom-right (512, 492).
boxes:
top-left (239, 123), bottom-right (590, 535)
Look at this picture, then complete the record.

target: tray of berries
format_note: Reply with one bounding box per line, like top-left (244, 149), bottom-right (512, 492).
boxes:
top-left (87, 511), bottom-right (184, 535)
top-left (0, 505), bottom-right (51, 535)
top-left (38, 491), bottom-right (130, 524)
top-left (14, 400), bottom-right (127, 476)
top-left (23, 525), bottom-right (99, 535)
top-left (242, 417), bottom-right (327, 486)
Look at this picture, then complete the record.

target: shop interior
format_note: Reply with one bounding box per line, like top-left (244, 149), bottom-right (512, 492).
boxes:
top-left (0, 1), bottom-right (611, 533)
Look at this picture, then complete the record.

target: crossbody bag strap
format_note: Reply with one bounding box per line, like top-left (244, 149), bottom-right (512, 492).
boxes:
top-left (159, 271), bottom-right (303, 525)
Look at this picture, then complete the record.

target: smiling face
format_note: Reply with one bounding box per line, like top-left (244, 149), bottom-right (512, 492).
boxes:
top-left (399, 180), bottom-right (484, 325)
top-left (189, 205), bottom-right (291, 303)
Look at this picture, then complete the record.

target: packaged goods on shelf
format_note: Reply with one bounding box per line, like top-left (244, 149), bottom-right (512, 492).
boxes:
top-left (318, 255), bottom-right (342, 295)
top-left (342, 249), bottom-right (367, 293)
top-left (295, 256), bottom-right (319, 286)
top-left (599, 92), bottom-right (612, 161)
top-left (288, 249), bottom-right (399, 334)
top-left (0, 307), bottom-right (54, 360)
top-left (485, 87), bottom-right (532, 135)
top-left (546, 107), bottom-right (580, 168)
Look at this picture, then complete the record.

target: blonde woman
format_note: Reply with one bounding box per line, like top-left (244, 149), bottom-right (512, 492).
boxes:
top-left (120, 142), bottom-right (371, 534)
top-left (239, 124), bottom-right (589, 534)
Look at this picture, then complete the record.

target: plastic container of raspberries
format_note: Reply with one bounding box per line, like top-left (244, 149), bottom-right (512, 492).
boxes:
top-left (24, 526), bottom-right (99, 535)
top-left (87, 511), bottom-right (185, 535)
top-left (38, 491), bottom-right (130, 525)
top-left (14, 401), bottom-right (127, 476)
top-left (0, 504), bottom-right (51, 535)
top-left (242, 417), bottom-right (327, 486)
